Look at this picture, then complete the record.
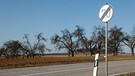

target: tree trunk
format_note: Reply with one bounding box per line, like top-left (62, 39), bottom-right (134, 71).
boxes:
top-left (113, 50), bottom-right (116, 56)
top-left (98, 49), bottom-right (101, 56)
top-left (131, 48), bottom-right (134, 55)
top-left (115, 47), bottom-right (118, 56)
top-left (90, 50), bottom-right (93, 56)
top-left (116, 50), bottom-right (118, 55)
top-left (71, 51), bottom-right (74, 57)
top-left (113, 50), bottom-right (115, 56)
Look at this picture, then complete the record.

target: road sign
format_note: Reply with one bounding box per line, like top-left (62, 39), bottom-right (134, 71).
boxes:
top-left (99, 4), bottom-right (113, 23)
top-left (98, 3), bottom-right (114, 76)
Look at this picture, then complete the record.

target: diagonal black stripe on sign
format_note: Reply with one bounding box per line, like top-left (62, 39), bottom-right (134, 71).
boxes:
top-left (101, 5), bottom-right (111, 20)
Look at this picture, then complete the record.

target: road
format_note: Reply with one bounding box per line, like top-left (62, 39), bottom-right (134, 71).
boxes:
top-left (0, 60), bottom-right (135, 76)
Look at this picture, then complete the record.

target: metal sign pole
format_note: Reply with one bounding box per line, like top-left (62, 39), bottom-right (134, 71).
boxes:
top-left (98, 3), bottom-right (113, 76)
top-left (105, 22), bottom-right (108, 76)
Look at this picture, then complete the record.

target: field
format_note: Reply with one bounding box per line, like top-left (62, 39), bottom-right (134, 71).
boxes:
top-left (0, 54), bottom-right (135, 69)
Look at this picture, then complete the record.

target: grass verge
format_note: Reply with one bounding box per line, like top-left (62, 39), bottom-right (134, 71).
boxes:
top-left (115, 72), bottom-right (135, 76)
top-left (0, 54), bottom-right (134, 69)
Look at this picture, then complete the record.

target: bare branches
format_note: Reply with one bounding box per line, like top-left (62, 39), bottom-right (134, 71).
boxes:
top-left (123, 33), bottom-right (135, 55)
top-left (51, 29), bottom-right (79, 57)
top-left (22, 33), bottom-right (49, 58)
top-left (109, 25), bottom-right (124, 55)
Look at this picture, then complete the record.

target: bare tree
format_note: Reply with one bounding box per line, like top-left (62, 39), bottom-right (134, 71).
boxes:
top-left (74, 26), bottom-right (95, 56)
top-left (0, 47), bottom-right (4, 56)
top-left (123, 35), bottom-right (135, 55)
top-left (35, 33), bottom-right (50, 56)
top-left (51, 29), bottom-right (79, 57)
top-left (92, 25), bottom-right (105, 55)
top-left (22, 34), bottom-right (34, 58)
top-left (2, 40), bottom-right (22, 58)
top-left (22, 33), bottom-right (49, 58)
top-left (109, 25), bottom-right (124, 56)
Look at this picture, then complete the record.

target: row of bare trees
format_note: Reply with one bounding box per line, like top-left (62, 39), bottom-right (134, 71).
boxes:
top-left (0, 25), bottom-right (135, 58)
top-left (0, 33), bottom-right (50, 58)
top-left (51, 25), bottom-right (135, 57)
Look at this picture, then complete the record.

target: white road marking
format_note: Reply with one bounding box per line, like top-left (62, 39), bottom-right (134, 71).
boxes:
top-left (20, 62), bottom-right (135, 76)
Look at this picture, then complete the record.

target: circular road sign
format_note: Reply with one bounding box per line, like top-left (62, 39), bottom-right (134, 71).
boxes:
top-left (99, 4), bottom-right (113, 23)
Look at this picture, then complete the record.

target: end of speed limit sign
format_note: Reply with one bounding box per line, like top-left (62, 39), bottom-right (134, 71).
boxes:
top-left (99, 4), bottom-right (113, 23)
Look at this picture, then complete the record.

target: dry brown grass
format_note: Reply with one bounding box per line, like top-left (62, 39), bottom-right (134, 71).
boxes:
top-left (116, 72), bottom-right (135, 76)
top-left (0, 54), bottom-right (134, 69)
top-left (108, 54), bottom-right (135, 61)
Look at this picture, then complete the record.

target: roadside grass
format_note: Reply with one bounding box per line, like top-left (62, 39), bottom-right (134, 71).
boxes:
top-left (115, 72), bottom-right (135, 76)
top-left (108, 54), bottom-right (135, 61)
top-left (0, 54), bottom-right (134, 69)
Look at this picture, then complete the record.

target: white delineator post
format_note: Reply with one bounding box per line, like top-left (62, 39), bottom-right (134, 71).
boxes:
top-left (93, 53), bottom-right (99, 76)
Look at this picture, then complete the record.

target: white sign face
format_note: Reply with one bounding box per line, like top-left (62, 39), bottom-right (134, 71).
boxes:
top-left (99, 4), bottom-right (113, 23)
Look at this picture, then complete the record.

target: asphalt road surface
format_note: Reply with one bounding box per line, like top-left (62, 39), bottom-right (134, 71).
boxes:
top-left (0, 60), bottom-right (135, 76)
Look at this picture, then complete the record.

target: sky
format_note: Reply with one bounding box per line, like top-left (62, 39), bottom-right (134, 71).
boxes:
top-left (0, 0), bottom-right (135, 53)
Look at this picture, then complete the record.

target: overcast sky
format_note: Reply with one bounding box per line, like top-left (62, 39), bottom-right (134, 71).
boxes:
top-left (0, 0), bottom-right (135, 53)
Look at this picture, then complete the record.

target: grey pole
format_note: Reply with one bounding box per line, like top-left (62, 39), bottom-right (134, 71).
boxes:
top-left (105, 22), bottom-right (108, 76)
top-left (99, 4), bottom-right (113, 76)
